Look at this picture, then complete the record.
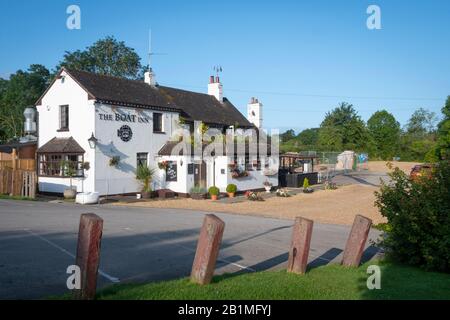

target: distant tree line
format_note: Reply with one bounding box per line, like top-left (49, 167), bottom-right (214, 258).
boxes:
top-left (280, 100), bottom-right (450, 163)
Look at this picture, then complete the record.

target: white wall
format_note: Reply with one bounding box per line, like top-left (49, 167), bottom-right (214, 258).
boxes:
top-left (155, 155), bottom-right (192, 194)
top-left (212, 156), bottom-right (278, 193)
top-left (36, 70), bottom-right (96, 194)
top-left (94, 104), bottom-right (179, 195)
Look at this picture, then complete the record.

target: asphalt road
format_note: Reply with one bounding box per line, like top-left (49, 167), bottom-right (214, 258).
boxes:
top-left (0, 199), bottom-right (380, 299)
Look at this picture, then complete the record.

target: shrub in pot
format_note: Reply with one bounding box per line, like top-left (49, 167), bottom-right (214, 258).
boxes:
top-left (190, 185), bottom-right (207, 200)
top-left (136, 165), bottom-right (155, 199)
top-left (226, 184), bottom-right (237, 197)
top-left (208, 186), bottom-right (220, 200)
top-left (60, 160), bottom-right (77, 199)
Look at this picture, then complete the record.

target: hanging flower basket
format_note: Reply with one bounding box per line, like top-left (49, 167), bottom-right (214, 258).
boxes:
top-left (158, 161), bottom-right (169, 170)
top-left (109, 156), bottom-right (120, 167)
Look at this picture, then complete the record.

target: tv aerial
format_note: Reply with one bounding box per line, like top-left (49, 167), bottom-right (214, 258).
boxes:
top-left (213, 65), bottom-right (223, 76)
top-left (148, 29), bottom-right (168, 71)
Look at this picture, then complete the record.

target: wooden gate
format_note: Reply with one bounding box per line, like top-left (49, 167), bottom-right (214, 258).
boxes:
top-left (0, 169), bottom-right (36, 198)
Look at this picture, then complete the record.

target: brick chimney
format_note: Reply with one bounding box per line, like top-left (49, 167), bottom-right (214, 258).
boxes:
top-left (208, 75), bottom-right (223, 103)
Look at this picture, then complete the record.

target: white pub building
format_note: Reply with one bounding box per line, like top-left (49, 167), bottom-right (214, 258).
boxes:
top-left (35, 68), bottom-right (279, 196)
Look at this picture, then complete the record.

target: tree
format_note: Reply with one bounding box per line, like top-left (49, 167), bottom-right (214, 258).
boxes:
top-left (280, 129), bottom-right (296, 143)
top-left (318, 102), bottom-right (370, 151)
top-left (398, 108), bottom-right (438, 162)
top-left (318, 125), bottom-right (343, 151)
top-left (56, 36), bottom-right (143, 79)
top-left (405, 107), bottom-right (437, 138)
top-left (433, 96), bottom-right (450, 160)
top-left (297, 128), bottom-right (319, 146)
top-left (0, 65), bottom-right (50, 141)
top-left (367, 110), bottom-right (401, 160)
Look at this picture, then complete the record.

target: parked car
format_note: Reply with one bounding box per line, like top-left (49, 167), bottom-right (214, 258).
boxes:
top-left (410, 164), bottom-right (433, 181)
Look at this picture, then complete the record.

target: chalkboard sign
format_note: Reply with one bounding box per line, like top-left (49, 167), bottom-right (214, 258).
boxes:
top-left (187, 163), bottom-right (194, 174)
top-left (166, 161), bottom-right (177, 182)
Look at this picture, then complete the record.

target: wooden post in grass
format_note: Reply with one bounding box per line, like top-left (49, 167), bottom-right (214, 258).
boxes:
top-left (342, 214), bottom-right (372, 267)
top-left (74, 213), bottom-right (104, 300)
top-left (287, 217), bottom-right (314, 274)
top-left (191, 214), bottom-right (225, 285)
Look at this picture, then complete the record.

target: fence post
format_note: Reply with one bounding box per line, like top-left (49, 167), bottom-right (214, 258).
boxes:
top-left (287, 217), bottom-right (314, 274)
top-left (191, 214), bottom-right (225, 285)
top-left (342, 215), bottom-right (372, 267)
top-left (73, 213), bottom-right (104, 300)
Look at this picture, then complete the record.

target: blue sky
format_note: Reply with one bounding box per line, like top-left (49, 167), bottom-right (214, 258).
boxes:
top-left (1, 0), bottom-right (449, 132)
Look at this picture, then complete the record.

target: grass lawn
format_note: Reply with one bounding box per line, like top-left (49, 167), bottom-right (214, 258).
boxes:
top-left (96, 260), bottom-right (450, 300)
top-left (0, 194), bottom-right (36, 201)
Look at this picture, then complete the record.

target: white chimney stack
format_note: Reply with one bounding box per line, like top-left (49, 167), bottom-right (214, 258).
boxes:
top-left (247, 97), bottom-right (263, 129)
top-left (144, 69), bottom-right (156, 87)
top-left (208, 75), bottom-right (223, 103)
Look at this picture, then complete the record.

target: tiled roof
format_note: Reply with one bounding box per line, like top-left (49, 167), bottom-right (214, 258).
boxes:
top-left (39, 68), bottom-right (253, 128)
top-left (37, 137), bottom-right (85, 154)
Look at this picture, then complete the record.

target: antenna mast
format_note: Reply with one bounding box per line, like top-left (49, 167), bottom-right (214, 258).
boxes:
top-left (147, 29), bottom-right (167, 72)
top-left (148, 28), bottom-right (152, 72)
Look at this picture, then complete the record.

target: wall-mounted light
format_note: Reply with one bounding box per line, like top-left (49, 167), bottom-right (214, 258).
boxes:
top-left (88, 132), bottom-right (98, 149)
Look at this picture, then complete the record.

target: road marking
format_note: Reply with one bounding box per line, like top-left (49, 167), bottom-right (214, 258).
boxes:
top-left (24, 229), bottom-right (120, 283)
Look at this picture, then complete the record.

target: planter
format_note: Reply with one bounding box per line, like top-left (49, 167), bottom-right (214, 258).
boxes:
top-left (210, 194), bottom-right (218, 201)
top-left (63, 188), bottom-right (77, 199)
top-left (190, 193), bottom-right (207, 200)
top-left (75, 192), bottom-right (100, 205)
top-left (264, 186), bottom-right (272, 193)
top-left (141, 191), bottom-right (151, 199)
top-left (303, 188), bottom-right (314, 194)
top-left (228, 192), bottom-right (235, 198)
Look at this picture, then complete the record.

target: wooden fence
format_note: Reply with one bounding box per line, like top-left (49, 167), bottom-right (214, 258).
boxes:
top-left (0, 159), bottom-right (35, 171)
top-left (0, 169), bottom-right (37, 198)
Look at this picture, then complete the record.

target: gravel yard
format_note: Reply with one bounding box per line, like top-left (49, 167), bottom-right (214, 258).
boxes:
top-left (115, 184), bottom-right (385, 225)
top-left (368, 161), bottom-right (420, 174)
top-left (114, 162), bottom-right (418, 226)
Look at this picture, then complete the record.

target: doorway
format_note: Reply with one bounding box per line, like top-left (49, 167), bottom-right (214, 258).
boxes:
top-left (194, 161), bottom-right (207, 188)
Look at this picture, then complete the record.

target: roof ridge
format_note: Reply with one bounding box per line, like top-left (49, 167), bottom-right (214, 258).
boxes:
top-left (64, 67), bottom-right (149, 85)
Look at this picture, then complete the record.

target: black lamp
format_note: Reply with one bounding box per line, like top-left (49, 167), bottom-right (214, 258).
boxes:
top-left (88, 132), bottom-right (98, 149)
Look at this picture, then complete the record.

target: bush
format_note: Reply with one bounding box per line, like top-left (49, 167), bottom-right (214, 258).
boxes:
top-left (190, 185), bottom-right (207, 194)
top-left (245, 191), bottom-right (264, 201)
top-left (226, 184), bottom-right (237, 193)
top-left (375, 161), bottom-right (450, 272)
top-left (136, 165), bottom-right (155, 192)
top-left (208, 186), bottom-right (219, 196)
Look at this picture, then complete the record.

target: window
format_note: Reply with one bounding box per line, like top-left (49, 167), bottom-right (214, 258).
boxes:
top-left (136, 153), bottom-right (148, 168)
top-left (59, 105), bottom-right (69, 130)
top-left (38, 153), bottom-right (84, 177)
top-left (153, 113), bottom-right (163, 133)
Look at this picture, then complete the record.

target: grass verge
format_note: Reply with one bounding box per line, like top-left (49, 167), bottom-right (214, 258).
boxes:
top-left (95, 260), bottom-right (450, 300)
top-left (0, 194), bottom-right (36, 201)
